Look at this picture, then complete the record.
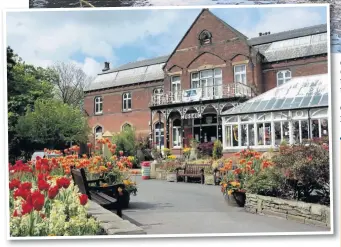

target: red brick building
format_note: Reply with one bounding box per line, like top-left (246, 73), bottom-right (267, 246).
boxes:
top-left (83, 9), bottom-right (328, 154)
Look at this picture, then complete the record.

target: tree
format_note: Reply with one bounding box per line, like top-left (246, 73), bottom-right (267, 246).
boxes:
top-left (49, 62), bottom-right (92, 107)
top-left (16, 99), bottom-right (90, 150)
top-left (7, 47), bottom-right (56, 161)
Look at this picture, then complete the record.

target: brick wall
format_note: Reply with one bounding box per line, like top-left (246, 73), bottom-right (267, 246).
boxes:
top-left (262, 55), bottom-right (328, 91)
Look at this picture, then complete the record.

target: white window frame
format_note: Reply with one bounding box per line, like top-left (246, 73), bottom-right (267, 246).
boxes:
top-left (277, 70), bottom-right (292, 87)
top-left (172, 119), bottom-right (182, 148)
top-left (234, 64), bottom-right (247, 84)
top-left (153, 88), bottom-right (164, 105)
top-left (94, 96), bottom-right (103, 115)
top-left (171, 76), bottom-right (181, 102)
top-left (122, 92), bottom-right (132, 111)
top-left (154, 122), bottom-right (164, 149)
top-left (191, 68), bottom-right (222, 98)
top-left (94, 126), bottom-right (103, 140)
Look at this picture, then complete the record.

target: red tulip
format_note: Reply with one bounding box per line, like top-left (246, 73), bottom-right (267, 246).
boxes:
top-left (21, 201), bottom-right (33, 215)
top-left (119, 151), bottom-right (124, 156)
top-left (48, 185), bottom-right (59, 199)
top-left (12, 210), bottom-right (20, 217)
top-left (87, 142), bottom-right (92, 148)
top-left (56, 177), bottom-right (70, 189)
top-left (38, 179), bottom-right (50, 191)
top-left (79, 194), bottom-right (88, 206)
top-left (20, 182), bottom-right (32, 191)
top-left (31, 190), bottom-right (45, 211)
top-left (9, 179), bottom-right (21, 190)
top-left (14, 188), bottom-right (31, 200)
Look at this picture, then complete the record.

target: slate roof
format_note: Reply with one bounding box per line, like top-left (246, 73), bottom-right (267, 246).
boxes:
top-left (85, 24), bottom-right (328, 92)
top-left (221, 74), bottom-right (329, 116)
top-left (248, 24), bottom-right (327, 45)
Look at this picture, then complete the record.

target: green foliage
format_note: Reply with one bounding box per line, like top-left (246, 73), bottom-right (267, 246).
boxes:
top-left (7, 47), bottom-right (57, 161)
top-left (16, 99), bottom-right (90, 148)
top-left (245, 167), bottom-right (285, 197)
top-left (212, 140), bottom-right (223, 160)
top-left (162, 148), bottom-right (171, 157)
top-left (112, 127), bottom-right (136, 157)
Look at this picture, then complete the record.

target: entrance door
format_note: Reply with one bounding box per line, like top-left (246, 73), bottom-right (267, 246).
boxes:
top-left (154, 122), bottom-right (164, 150)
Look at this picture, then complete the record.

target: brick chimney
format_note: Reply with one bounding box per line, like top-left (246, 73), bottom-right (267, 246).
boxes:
top-left (102, 62), bottom-right (110, 72)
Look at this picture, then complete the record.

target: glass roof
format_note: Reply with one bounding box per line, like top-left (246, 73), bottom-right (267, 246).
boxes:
top-left (222, 74), bottom-right (329, 116)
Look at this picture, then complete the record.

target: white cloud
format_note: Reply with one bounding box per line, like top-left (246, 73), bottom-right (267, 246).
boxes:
top-left (240, 8), bottom-right (325, 38)
top-left (5, 7), bottom-right (326, 76)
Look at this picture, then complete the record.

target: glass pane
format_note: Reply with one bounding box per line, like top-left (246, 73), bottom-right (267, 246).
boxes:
top-left (214, 68), bottom-right (222, 77)
top-left (285, 71), bottom-right (291, 78)
top-left (257, 123), bottom-right (264, 145)
top-left (310, 95), bottom-right (322, 106)
top-left (232, 125), bottom-right (238, 147)
top-left (290, 97), bottom-right (303, 108)
top-left (192, 73), bottom-right (198, 79)
top-left (172, 76), bottom-right (180, 82)
top-left (293, 121), bottom-right (300, 144)
top-left (273, 98), bottom-right (285, 109)
top-left (225, 126), bottom-right (232, 147)
top-left (320, 94), bottom-right (328, 105)
top-left (264, 123), bottom-right (271, 145)
top-left (301, 120), bottom-right (309, 142)
top-left (240, 103), bottom-right (253, 113)
top-left (274, 122), bottom-right (281, 145)
top-left (282, 98), bottom-right (293, 109)
top-left (248, 101), bottom-right (261, 112)
top-left (248, 124), bottom-right (255, 146)
top-left (300, 96), bottom-right (312, 107)
top-left (128, 100), bottom-right (131, 109)
top-left (255, 100), bottom-right (269, 111)
top-left (278, 72), bottom-right (283, 79)
top-left (282, 122), bottom-right (290, 144)
top-left (311, 119), bottom-right (319, 138)
top-left (321, 119), bottom-right (328, 137)
top-left (241, 125), bottom-right (247, 146)
top-left (264, 98), bottom-right (277, 111)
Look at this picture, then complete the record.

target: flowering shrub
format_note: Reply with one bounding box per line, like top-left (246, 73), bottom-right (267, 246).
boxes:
top-left (220, 149), bottom-right (273, 196)
top-left (183, 147), bottom-right (191, 160)
top-left (162, 160), bottom-right (181, 173)
top-left (212, 140), bottom-right (223, 160)
top-left (272, 142), bottom-right (330, 205)
top-left (197, 142), bottom-right (214, 157)
top-left (9, 158), bottom-right (100, 237)
top-left (162, 148), bottom-right (171, 157)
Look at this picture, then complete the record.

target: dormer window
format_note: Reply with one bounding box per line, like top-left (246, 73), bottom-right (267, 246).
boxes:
top-left (199, 30), bottom-right (212, 45)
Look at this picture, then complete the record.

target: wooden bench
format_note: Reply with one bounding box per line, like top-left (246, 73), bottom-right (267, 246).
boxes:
top-left (71, 168), bottom-right (125, 218)
top-left (176, 164), bottom-right (212, 184)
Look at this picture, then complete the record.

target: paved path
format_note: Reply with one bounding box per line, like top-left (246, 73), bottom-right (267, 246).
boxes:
top-left (122, 177), bottom-right (329, 235)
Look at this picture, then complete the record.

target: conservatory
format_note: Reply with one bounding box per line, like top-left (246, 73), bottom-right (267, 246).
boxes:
top-left (221, 74), bottom-right (329, 151)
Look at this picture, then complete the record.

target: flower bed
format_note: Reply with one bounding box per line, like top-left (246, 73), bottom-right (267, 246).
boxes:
top-left (9, 140), bottom-right (140, 237)
top-left (9, 158), bottom-right (99, 236)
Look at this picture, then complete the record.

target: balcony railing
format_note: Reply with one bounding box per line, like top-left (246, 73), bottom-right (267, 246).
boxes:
top-left (150, 82), bottom-right (256, 107)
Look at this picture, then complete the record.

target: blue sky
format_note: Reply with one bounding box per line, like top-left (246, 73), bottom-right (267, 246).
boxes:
top-left (6, 6), bottom-right (327, 76)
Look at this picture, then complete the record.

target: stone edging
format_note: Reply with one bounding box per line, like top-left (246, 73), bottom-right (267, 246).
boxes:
top-left (87, 201), bottom-right (146, 235)
top-left (245, 193), bottom-right (330, 228)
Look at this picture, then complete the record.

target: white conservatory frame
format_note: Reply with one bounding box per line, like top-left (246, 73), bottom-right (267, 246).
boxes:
top-left (222, 107), bottom-right (328, 151)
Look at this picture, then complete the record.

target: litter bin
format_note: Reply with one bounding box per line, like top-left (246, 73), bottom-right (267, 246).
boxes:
top-left (141, 161), bottom-right (151, 180)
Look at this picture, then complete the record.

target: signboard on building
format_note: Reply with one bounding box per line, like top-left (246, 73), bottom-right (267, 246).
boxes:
top-left (184, 113), bottom-right (201, 119)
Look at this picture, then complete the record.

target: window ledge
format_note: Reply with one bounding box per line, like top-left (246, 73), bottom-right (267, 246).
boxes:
top-left (122, 109), bottom-right (132, 113)
top-left (95, 112), bottom-right (103, 116)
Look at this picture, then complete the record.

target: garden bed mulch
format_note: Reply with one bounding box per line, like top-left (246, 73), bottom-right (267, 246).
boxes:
top-left (87, 201), bottom-right (146, 235)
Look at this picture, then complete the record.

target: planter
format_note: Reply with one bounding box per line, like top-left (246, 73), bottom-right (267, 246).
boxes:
top-left (156, 169), bottom-right (166, 180)
top-left (120, 190), bottom-right (131, 209)
top-left (204, 174), bottom-right (214, 185)
top-left (166, 172), bottom-right (177, 182)
top-left (224, 191), bottom-right (246, 207)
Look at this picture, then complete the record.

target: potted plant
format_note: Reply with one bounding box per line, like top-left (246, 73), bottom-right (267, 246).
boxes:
top-left (163, 161), bottom-right (179, 182)
top-left (204, 166), bottom-right (214, 185)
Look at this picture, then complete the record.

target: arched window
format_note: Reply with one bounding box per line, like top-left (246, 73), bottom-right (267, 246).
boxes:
top-left (199, 30), bottom-right (212, 45)
top-left (277, 70), bottom-right (292, 86)
top-left (94, 96), bottom-right (103, 114)
top-left (94, 126), bottom-right (103, 140)
top-left (153, 88), bottom-right (164, 105)
top-left (122, 123), bottom-right (132, 131)
top-left (154, 122), bottom-right (164, 148)
top-left (172, 119), bottom-right (182, 148)
top-left (122, 92), bottom-right (132, 111)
